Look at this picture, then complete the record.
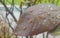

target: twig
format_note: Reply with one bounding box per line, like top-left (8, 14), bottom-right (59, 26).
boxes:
top-left (11, 0), bottom-right (14, 13)
top-left (26, 36), bottom-right (33, 38)
top-left (43, 33), bottom-right (45, 38)
top-left (20, 2), bottom-right (23, 16)
top-left (6, 0), bottom-right (20, 11)
top-left (46, 23), bottom-right (60, 38)
top-left (26, 36), bottom-right (29, 38)
top-left (8, 0), bottom-right (20, 11)
top-left (29, 36), bottom-right (33, 38)
top-left (6, 13), bottom-right (14, 31)
top-left (0, 0), bottom-right (17, 22)
top-left (46, 32), bottom-right (49, 38)
top-left (5, 9), bottom-right (14, 31)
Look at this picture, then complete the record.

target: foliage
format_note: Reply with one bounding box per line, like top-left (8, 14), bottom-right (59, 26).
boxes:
top-left (0, 0), bottom-right (60, 6)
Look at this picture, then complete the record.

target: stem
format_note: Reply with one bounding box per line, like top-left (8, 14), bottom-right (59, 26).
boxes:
top-left (11, 0), bottom-right (14, 13)
top-left (46, 32), bottom-right (49, 38)
top-left (26, 36), bottom-right (29, 38)
top-left (6, 11), bottom-right (14, 31)
top-left (20, 2), bottom-right (23, 16)
top-left (43, 33), bottom-right (45, 38)
top-left (30, 36), bottom-right (33, 38)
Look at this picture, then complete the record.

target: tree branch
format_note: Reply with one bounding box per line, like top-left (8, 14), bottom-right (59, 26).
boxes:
top-left (0, 0), bottom-right (17, 22)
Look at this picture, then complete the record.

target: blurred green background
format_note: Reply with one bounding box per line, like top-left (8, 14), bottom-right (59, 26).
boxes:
top-left (0, 0), bottom-right (60, 6)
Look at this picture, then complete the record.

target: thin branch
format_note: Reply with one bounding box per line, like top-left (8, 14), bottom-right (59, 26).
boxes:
top-left (6, 14), bottom-right (14, 31)
top-left (6, 0), bottom-right (20, 11)
top-left (43, 33), bottom-right (45, 38)
top-left (46, 32), bottom-right (49, 38)
top-left (26, 36), bottom-right (29, 38)
top-left (20, 2), bottom-right (23, 16)
top-left (46, 23), bottom-right (60, 38)
top-left (11, 0), bottom-right (14, 13)
top-left (30, 36), bottom-right (33, 38)
top-left (0, 0), bottom-right (17, 22)
top-left (5, 9), bottom-right (14, 31)
top-left (19, 2), bottom-right (24, 38)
